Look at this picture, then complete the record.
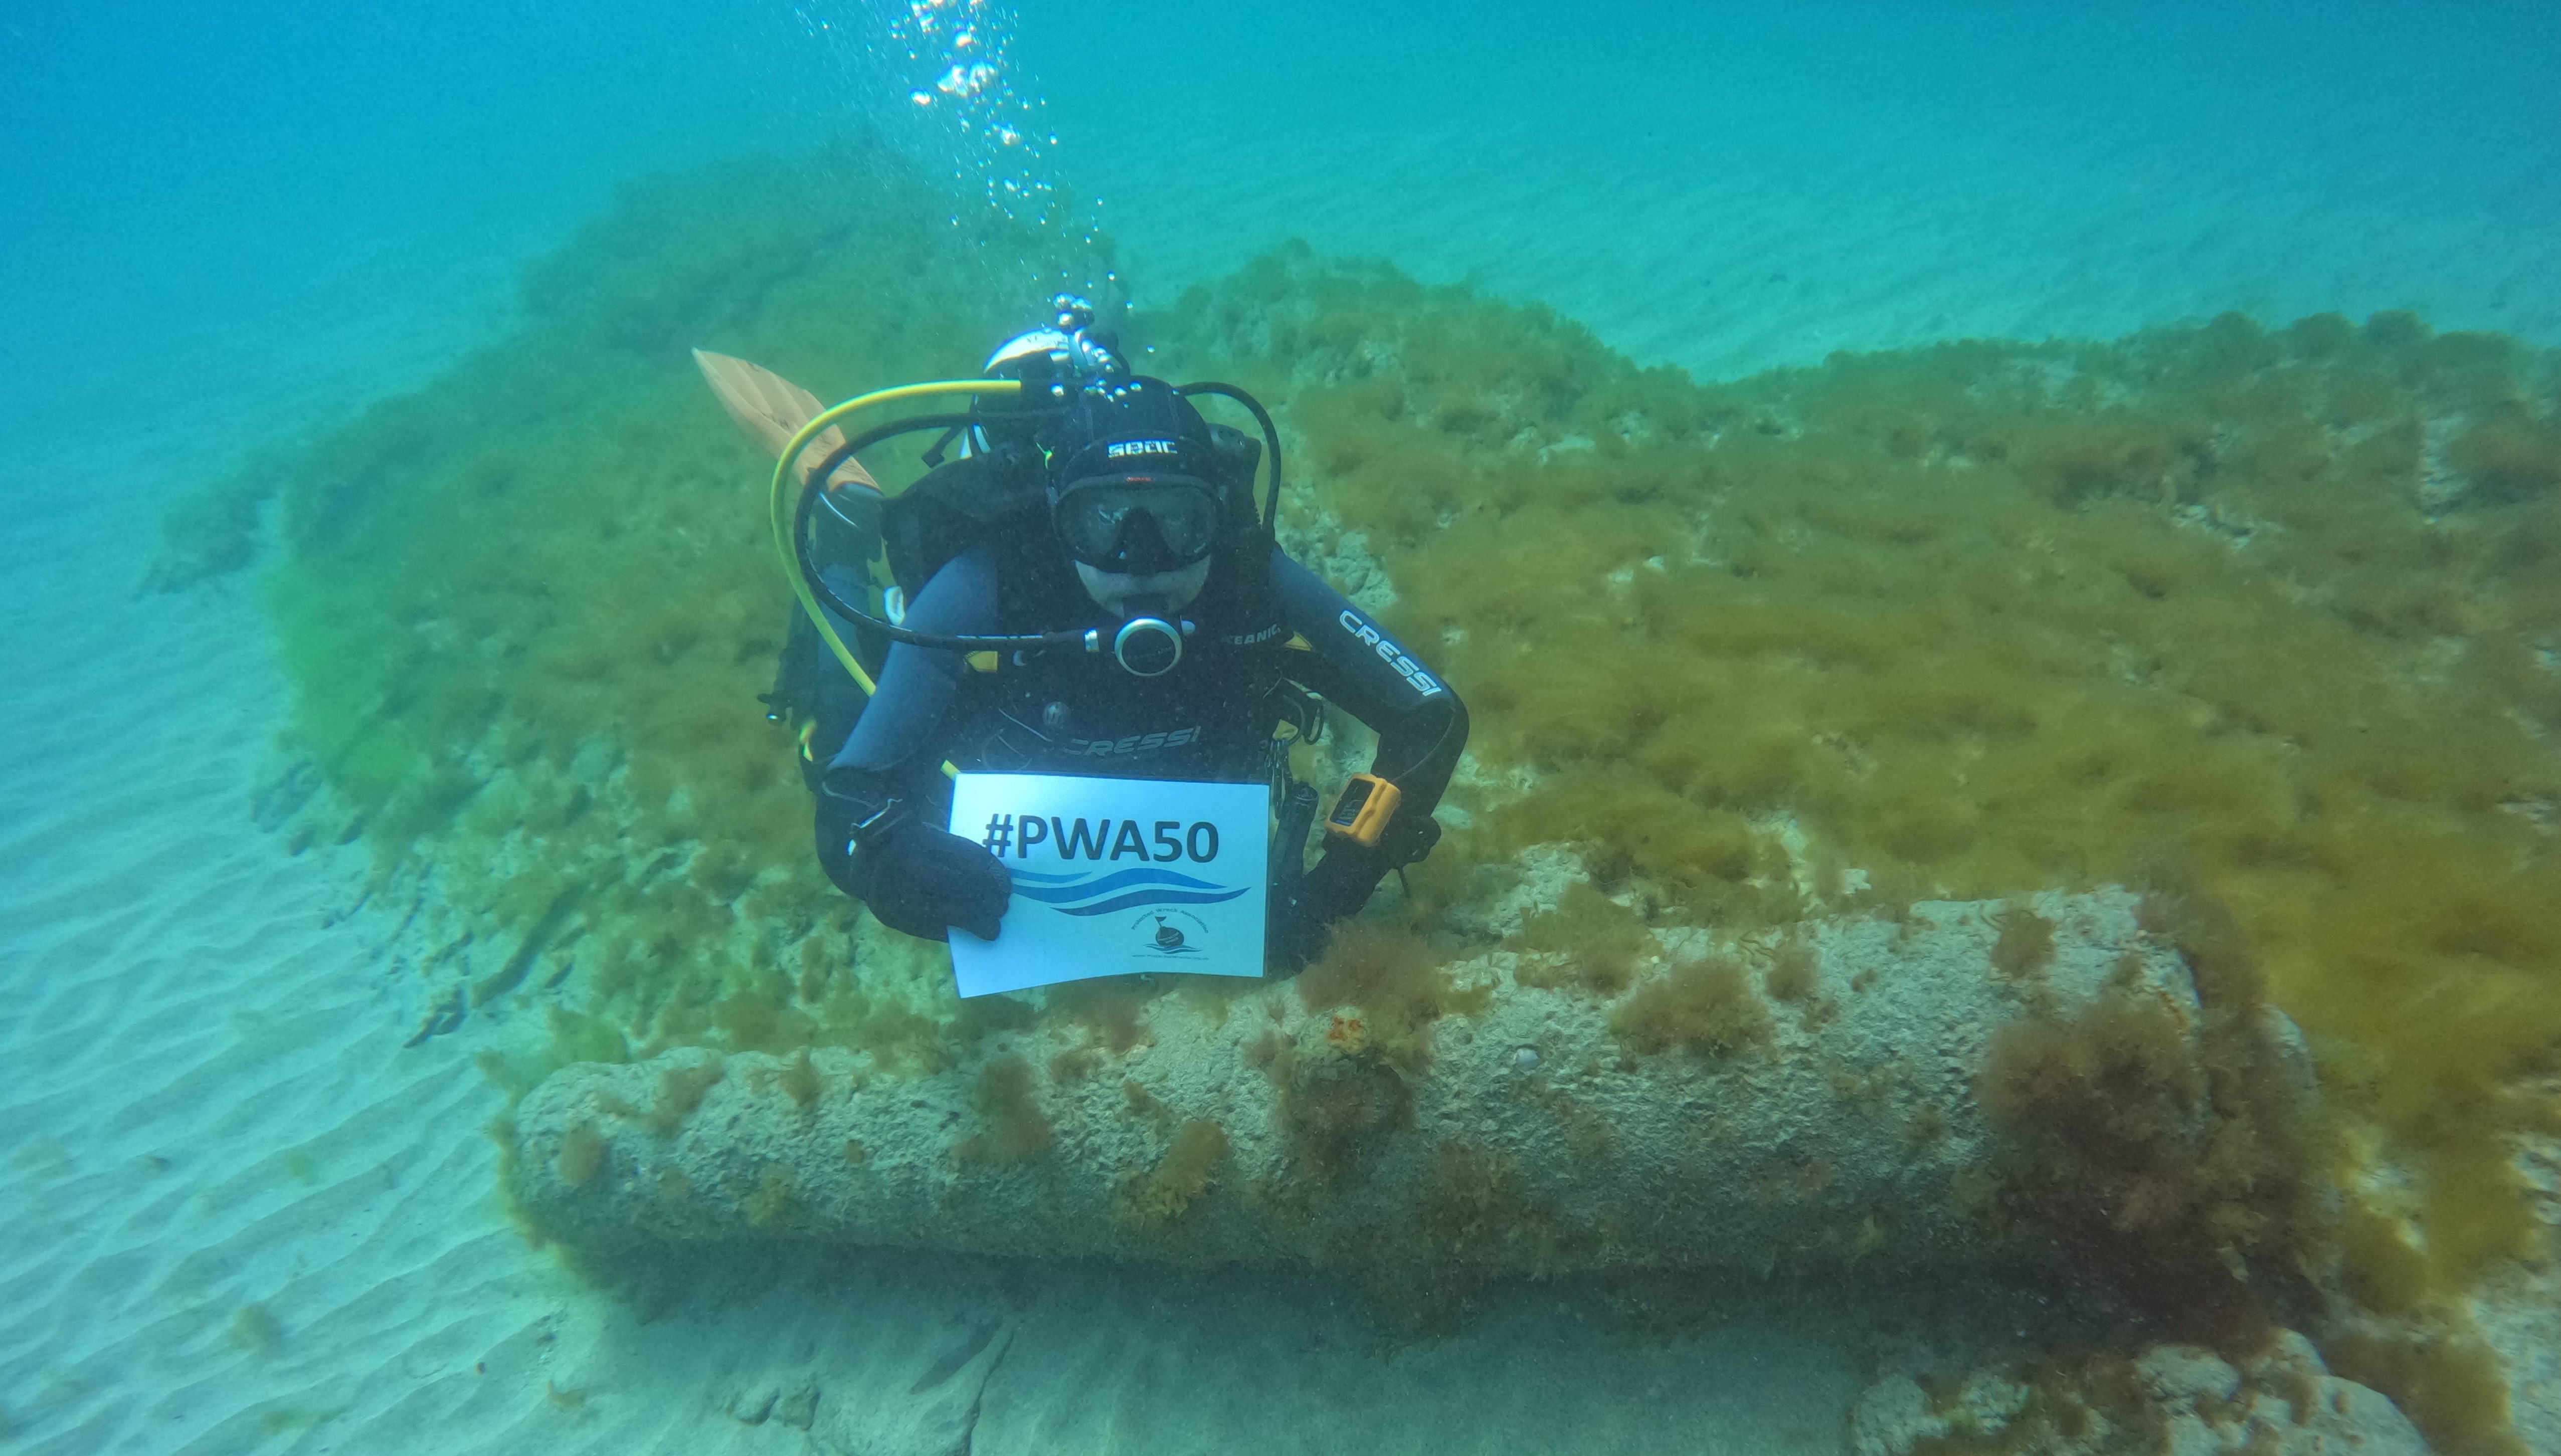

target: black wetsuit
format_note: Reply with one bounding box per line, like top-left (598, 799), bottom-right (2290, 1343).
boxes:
top-left (813, 532), bottom-right (1468, 953)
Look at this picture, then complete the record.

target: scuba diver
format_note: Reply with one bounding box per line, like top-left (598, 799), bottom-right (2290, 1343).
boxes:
top-left (708, 296), bottom-right (1467, 971)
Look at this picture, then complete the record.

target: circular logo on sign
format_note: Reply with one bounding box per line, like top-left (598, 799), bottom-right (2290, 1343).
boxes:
top-left (1128, 908), bottom-right (1209, 958)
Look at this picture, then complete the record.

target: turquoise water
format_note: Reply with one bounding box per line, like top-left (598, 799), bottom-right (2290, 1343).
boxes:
top-left (4, 3), bottom-right (2558, 1451)
top-left (7, 2), bottom-right (2556, 485)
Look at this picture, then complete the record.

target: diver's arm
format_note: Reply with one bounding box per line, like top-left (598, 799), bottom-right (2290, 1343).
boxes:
top-left (813, 547), bottom-right (1010, 940)
top-left (1267, 549), bottom-right (1470, 950)
top-left (826, 544), bottom-right (999, 774)
top-left (1271, 549), bottom-right (1470, 839)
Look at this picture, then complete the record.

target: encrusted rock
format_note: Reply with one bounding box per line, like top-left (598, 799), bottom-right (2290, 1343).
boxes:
top-left (1850, 1331), bottom-right (2429, 1455)
top-left (511, 887), bottom-right (2315, 1286)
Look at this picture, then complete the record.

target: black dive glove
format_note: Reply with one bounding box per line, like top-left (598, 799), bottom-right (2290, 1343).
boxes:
top-left (1297, 842), bottom-right (1391, 929)
top-left (816, 773), bottom-right (1011, 942)
top-left (1271, 815), bottom-right (1442, 971)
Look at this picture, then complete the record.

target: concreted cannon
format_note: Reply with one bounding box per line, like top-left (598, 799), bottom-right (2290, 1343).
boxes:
top-left (510, 887), bottom-right (2323, 1313)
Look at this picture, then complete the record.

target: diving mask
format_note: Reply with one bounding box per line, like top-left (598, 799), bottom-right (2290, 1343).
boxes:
top-left (1052, 474), bottom-right (1224, 574)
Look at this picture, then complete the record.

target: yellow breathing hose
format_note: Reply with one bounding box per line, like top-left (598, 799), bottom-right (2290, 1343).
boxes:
top-left (768, 378), bottom-right (1024, 694)
top-left (769, 378), bottom-right (1023, 782)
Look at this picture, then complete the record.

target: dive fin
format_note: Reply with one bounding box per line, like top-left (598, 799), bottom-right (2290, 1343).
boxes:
top-left (691, 348), bottom-right (881, 491)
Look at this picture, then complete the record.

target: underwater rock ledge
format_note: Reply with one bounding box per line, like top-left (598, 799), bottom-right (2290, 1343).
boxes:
top-left (509, 888), bottom-right (2320, 1289)
top-left (1850, 1331), bottom-right (2429, 1456)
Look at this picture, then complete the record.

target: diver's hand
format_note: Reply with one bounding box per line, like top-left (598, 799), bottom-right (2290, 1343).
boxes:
top-left (1267, 846), bottom-right (1383, 973)
top-left (868, 822), bottom-right (1012, 942)
top-left (1298, 842), bottom-right (1389, 930)
top-left (1268, 842), bottom-right (1391, 974)
top-left (1271, 815), bottom-right (1444, 971)
top-left (815, 778), bottom-right (1011, 942)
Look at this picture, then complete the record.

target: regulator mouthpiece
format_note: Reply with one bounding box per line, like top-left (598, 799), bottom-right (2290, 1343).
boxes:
top-left (1111, 596), bottom-right (1187, 677)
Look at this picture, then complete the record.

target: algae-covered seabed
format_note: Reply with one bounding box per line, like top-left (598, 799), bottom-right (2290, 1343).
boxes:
top-left (180, 144), bottom-right (2561, 1449)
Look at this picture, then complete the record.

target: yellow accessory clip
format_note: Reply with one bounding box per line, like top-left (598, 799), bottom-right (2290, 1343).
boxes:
top-left (1324, 773), bottom-right (1401, 848)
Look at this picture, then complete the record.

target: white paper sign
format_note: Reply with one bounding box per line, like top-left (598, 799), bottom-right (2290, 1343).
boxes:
top-left (945, 772), bottom-right (1270, 997)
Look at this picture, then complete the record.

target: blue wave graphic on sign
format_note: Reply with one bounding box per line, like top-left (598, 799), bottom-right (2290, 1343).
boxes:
top-left (1006, 865), bottom-right (1249, 917)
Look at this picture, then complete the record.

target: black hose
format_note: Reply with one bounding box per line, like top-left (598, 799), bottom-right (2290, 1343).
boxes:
top-left (1176, 381), bottom-right (1286, 540)
top-left (787, 408), bottom-right (1097, 660)
top-left (794, 475), bottom-right (1093, 657)
top-left (1270, 780), bottom-right (1319, 901)
top-left (801, 411), bottom-right (980, 492)
top-left (1266, 780), bottom-right (1320, 972)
